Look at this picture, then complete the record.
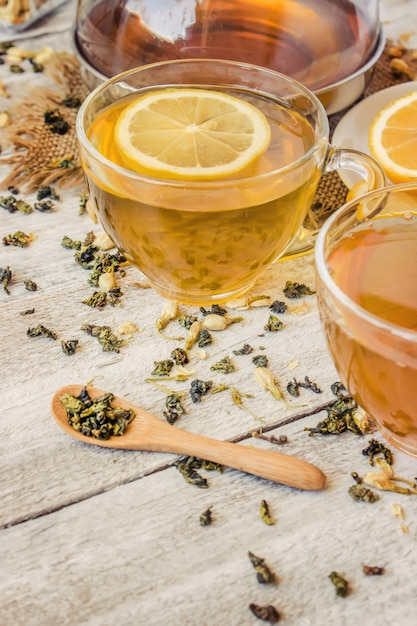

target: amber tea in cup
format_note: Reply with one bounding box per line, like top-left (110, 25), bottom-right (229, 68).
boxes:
top-left (75, 0), bottom-right (380, 93)
top-left (315, 183), bottom-right (417, 457)
top-left (77, 59), bottom-right (384, 305)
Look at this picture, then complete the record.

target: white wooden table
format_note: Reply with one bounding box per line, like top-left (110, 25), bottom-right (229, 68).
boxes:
top-left (1, 2), bottom-right (417, 625)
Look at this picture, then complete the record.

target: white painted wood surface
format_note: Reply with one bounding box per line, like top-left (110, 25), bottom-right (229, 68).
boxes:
top-left (1, 3), bottom-right (417, 624)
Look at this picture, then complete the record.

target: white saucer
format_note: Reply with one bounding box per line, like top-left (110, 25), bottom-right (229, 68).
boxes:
top-left (332, 81), bottom-right (417, 187)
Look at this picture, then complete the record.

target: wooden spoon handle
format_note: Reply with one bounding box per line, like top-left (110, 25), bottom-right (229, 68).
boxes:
top-left (139, 416), bottom-right (326, 491)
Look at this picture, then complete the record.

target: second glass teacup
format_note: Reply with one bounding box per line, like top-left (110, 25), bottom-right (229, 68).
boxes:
top-left (315, 183), bottom-right (417, 458)
top-left (77, 58), bottom-right (385, 305)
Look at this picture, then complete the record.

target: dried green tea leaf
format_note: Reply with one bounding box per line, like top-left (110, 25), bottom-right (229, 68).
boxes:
top-left (248, 551), bottom-right (276, 584)
top-left (233, 343), bottom-right (253, 356)
top-left (252, 354), bottom-right (268, 368)
top-left (283, 281), bottom-right (315, 298)
top-left (249, 603), bottom-right (281, 623)
top-left (3, 231), bottom-right (32, 247)
top-left (260, 499), bottom-right (275, 525)
top-left (60, 386), bottom-right (135, 439)
top-left (81, 324), bottom-right (124, 352)
top-left (151, 360), bottom-right (174, 376)
top-left (24, 280), bottom-right (37, 291)
top-left (199, 506), bottom-right (213, 526)
top-left (61, 339), bottom-right (79, 356)
top-left (190, 379), bottom-right (213, 403)
top-left (362, 439), bottom-right (393, 466)
top-left (264, 314), bottom-right (283, 332)
top-left (27, 324), bottom-right (57, 340)
top-left (0, 265), bottom-right (12, 294)
top-left (269, 300), bottom-right (288, 314)
top-left (210, 356), bottom-right (235, 374)
top-left (328, 571), bottom-right (349, 597)
top-left (348, 483), bottom-right (380, 503)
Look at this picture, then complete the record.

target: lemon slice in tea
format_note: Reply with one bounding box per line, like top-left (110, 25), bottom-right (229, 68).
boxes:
top-left (114, 88), bottom-right (271, 180)
top-left (368, 90), bottom-right (417, 184)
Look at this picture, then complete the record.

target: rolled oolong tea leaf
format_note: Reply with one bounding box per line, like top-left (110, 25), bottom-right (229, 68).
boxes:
top-left (190, 379), bottom-right (213, 403)
top-left (37, 185), bottom-right (60, 201)
top-left (348, 483), bottom-right (380, 503)
top-left (249, 603), bottom-right (281, 623)
top-left (269, 300), bottom-right (288, 314)
top-left (248, 551), bottom-right (276, 584)
top-left (82, 291), bottom-right (108, 309)
top-left (0, 266), bottom-right (12, 294)
top-left (151, 360), bottom-right (174, 376)
top-left (61, 339), bottom-right (79, 356)
top-left (287, 376), bottom-right (322, 397)
top-left (34, 200), bottom-right (55, 212)
top-left (163, 393), bottom-right (185, 424)
top-left (27, 324), bottom-right (57, 340)
top-left (197, 329), bottom-right (212, 347)
top-left (61, 235), bottom-right (82, 250)
top-left (233, 343), bottom-right (253, 356)
top-left (199, 304), bottom-right (227, 316)
top-left (264, 314), bottom-right (283, 332)
top-left (175, 456), bottom-right (209, 489)
top-left (283, 281), bottom-right (315, 298)
top-left (252, 354), bottom-right (268, 368)
top-left (60, 386), bottom-right (135, 439)
top-left (328, 571), bottom-right (350, 597)
top-left (81, 324), bottom-right (124, 352)
top-left (24, 280), bottom-right (37, 291)
top-left (210, 356), bottom-right (235, 374)
top-left (3, 231), bottom-right (33, 247)
top-left (362, 439), bottom-right (393, 466)
top-left (171, 347), bottom-right (189, 366)
top-left (199, 506), bottom-right (213, 526)
top-left (260, 499), bottom-right (275, 525)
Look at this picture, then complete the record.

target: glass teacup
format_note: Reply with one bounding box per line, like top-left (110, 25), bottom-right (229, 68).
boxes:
top-left (315, 183), bottom-right (417, 457)
top-left (76, 58), bottom-right (384, 305)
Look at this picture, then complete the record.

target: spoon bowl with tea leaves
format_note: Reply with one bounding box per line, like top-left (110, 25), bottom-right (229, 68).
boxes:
top-left (52, 384), bottom-right (326, 491)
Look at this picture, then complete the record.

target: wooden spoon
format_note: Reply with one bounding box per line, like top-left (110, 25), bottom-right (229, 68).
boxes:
top-left (52, 384), bottom-right (326, 491)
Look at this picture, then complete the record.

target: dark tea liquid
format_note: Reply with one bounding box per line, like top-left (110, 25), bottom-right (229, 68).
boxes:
top-left (76, 0), bottom-right (377, 90)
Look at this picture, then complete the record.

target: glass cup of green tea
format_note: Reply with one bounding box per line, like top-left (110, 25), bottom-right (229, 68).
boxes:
top-left (315, 183), bottom-right (417, 457)
top-left (76, 58), bottom-right (385, 305)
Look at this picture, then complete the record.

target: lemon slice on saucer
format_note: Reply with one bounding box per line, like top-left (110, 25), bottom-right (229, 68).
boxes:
top-left (368, 90), bottom-right (417, 183)
top-left (114, 88), bottom-right (271, 180)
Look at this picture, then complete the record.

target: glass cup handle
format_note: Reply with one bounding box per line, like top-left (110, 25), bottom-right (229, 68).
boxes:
top-left (324, 145), bottom-right (387, 208)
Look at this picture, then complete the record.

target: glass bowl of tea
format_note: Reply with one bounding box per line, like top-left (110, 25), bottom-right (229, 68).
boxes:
top-left (76, 58), bottom-right (385, 305)
top-left (74, 0), bottom-right (384, 113)
top-left (315, 183), bottom-right (417, 458)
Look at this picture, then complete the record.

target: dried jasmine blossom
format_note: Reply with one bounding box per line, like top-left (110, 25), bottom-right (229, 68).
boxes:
top-left (60, 387), bottom-right (135, 439)
top-left (44, 108), bottom-right (69, 135)
top-left (362, 439), bottom-right (393, 466)
top-left (283, 281), bottom-right (315, 298)
top-left (348, 483), bottom-right (380, 503)
top-left (156, 300), bottom-right (179, 332)
top-left (249, 603), bottom-right (281, 623)
top-left (260, 499), bottom-right (275, 525)
top-left (210, 356), bottom-right (235, 374)
top-left (171, 347), bottom-right (189, 365)
top-left (248, 551), bottom-right (276, 584)
top-left (254, 367), bottom-right (285, 403)
top-left (328, 571), bottom-right (349, 597)
top-left (362, 565), bottom-right (385, 576)
top-left (27, 324), bottom-right (57, 340)
top-left (36, 185), bottom-right (60, 201)
top-left (61, 235), bottom-right (82, 250)
top-left (252, 354), bottom-right (268, 368)
top-left (34, 200), bottom-right (55, 213)
top-left (81, 324), bottom-right (124, 352)
top-left (185, 320), bottom-right (202, 349)
top-left (233, 343), bottom-right (253, 355)
top-left (151, 360), bottom-right (174, 376)
top-left (82, 291), bottom-right (107, 309)
top-left (199, 304), bottom-right (227, 316)
top-left (269, 300), bottom-right (288, 314)
top-left (0, 266), bottom-right (12, 294)
top-left (199, 506), bottom-right (213, 526)
top-left (202, 314), bottom-right (242, 331)
top-left (190, 379), bottom-right (213, 403)
top-left (3, 231), bottom-right (32, 247)
top-left (197, 329), bottom-right (212, 347)
top-left (287, 376), bottom-right (322, 397)
top-left (24, 279), bottom-right (37, 291)
top-left (61, 339), bottom-right (79, 356)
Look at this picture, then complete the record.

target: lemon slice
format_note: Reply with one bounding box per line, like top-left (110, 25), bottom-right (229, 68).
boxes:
top-left (114, 88), bottom-right (271, 180)
top-left (368, 90), bottom-right (417, 184)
